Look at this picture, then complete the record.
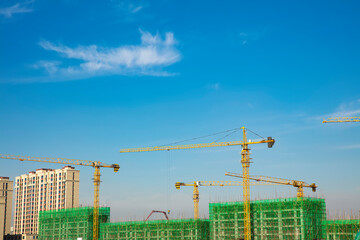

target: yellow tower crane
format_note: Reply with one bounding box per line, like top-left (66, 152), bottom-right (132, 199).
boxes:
top-left (0, 153), bottom-right (120, 240)
top-left (175, 180), bottom-right (278, 219)
top-left (225, 172), bottom-right (317, 199)
top-left (323, 117), bottom-right (360, 123)
top-left (120, 127), bottom-right (275, 240)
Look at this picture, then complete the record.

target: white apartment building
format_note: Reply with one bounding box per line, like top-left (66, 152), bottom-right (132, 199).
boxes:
top-left (14, 166), bottom-right (79, 236)
top-left (0, 177), bottom-right (13, 240)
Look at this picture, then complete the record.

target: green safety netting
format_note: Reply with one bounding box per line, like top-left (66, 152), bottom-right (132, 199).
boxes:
top-left (323, 219), bottom-right (360, 240)
top-left (38, 207), bottom-right (110, 240)
top-left (355, 231), bottom-right (360, 240)
top-left (37, 198), bottom-right (359, 240)
top-left (100, 219), bottom-right (210, 240)
top-left (209, 197), bottom-right (326, 240)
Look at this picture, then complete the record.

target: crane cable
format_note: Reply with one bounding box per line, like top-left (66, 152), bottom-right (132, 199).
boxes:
top-left (159, 127), bottom-right (267, 147)
top-left (213, 128), bottom-right (241, 142)
top-left (159, 127), bottom-right (242, 147)
top-left (246, 128), bottom-right (265, 140)
top-left (158, 127), bottom-right (267, 217)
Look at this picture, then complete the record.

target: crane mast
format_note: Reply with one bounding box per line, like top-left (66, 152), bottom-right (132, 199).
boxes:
top-left (241, 127), bottom-right (251, 240)
top-left (0, 154), bottom-right (119, 240)
top-left (175, 181), bottom-right (246, 219)
top-left (120, 126), bottom-right (275, 240)
top-left (175, 180), bottom-right (277, 219)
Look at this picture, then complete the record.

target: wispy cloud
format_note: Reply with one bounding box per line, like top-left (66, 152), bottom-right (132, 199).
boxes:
top-left (111, 0), bottom-right (148, 22)
top-left (339, 144), bottom-right (360, 150)
top-left (330, 99), bottom-right (360, 117)
top-left (304, 99), bottom-right (360, 124)
top-left (33, 61), bottom-right (61, 74)
top-left (311, 99), bottom-right (360, 121)
top-left (35, 30), bottom-right (181, 81)
top-left (112, 0), bottom-right (146, 13)
top-left (238, 32), bottom-right (249, 45)
top-left (130, 5), bottom-right (143, 14)
top-left (0, 1), bottom-right (34, 18)
top-left (237, 30), bottom-right (265, 45)
top-left (207, 83), bottom-right (220, 90)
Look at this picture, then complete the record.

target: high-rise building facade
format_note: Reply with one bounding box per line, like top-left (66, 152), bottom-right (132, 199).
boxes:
top-left (13, 166), bottom-right (79, 236)
top-left (0, 177), bottom-right (13, 240)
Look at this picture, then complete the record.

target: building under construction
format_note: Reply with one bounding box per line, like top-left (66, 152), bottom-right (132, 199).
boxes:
top-left (36, 197), bottom-right (360, 240)
top-left (209, 197), bottom-right (326, 240)
top-left (38, 207), bottom-right (110, 240)
top-left (323, 219), bottom-right (360, 240)
top-left (100, 219), bottom-right (210, 240)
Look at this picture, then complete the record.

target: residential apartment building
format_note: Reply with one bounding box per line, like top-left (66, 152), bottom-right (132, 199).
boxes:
top-left (13, 166), bottom-right (79, 236)
top-left (0, 177), bottom-right (13, 240)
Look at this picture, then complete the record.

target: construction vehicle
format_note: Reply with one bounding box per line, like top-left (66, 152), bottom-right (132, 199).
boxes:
top-left (175, 180), bottom-right (278, 219)
top-left (120, 127), bottom-right (275, 240)
top-left (323, 117), bottom-right (360, 123)
top-left (0, 153), bottom-right (120, 240)
top-left (225, 172), bottom-right (317, 199)
top-left (145, 210), bottom-right (169, 221)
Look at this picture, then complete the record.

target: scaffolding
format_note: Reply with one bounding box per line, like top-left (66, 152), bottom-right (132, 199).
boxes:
top-left (100, 219), bottom-right (210, 240)
top-left (324, 219), bottom-right (360, 240)
top-left (37, 198), bottom-right (360, 240)
top-left (209, 197), bottom-right (326, 240)
top-left (38, 207), bottom-right (110, 240)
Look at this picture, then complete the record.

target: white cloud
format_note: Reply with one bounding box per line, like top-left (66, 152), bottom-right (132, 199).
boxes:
top-left (111, 0), bottom-right (148, 22)
top-left (0, 2), bottom-right (33, 18)
top-left (131, 5), bottom-right (143, 14)
top-left (238, 32), bottom-right (248, 45)
top-left (207, 83), bottom-right (220, 90)
top-left (308, 99), bottom-right (360, 122)
top-left (33, 61), bottom-right (61, 74)
top-left (37, 30), bottom-right (181, 79)
top-left (330, 99), bottom-right (360, 117)
top-left (318, 99), bottom-right (360, 120)
top-left (112, 0), bottom-right (145, 13)
top-left (339, 144), bottom-right (360, 150)
top-left (237, 30), bottom-right (266, 45)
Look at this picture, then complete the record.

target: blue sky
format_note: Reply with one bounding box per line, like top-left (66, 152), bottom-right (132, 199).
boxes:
top-left (1, 0), bottom-right (360, 221)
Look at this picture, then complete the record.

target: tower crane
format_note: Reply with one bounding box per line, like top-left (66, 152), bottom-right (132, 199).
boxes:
top-left (0, 153), bottom-right (120, 240)
top-left (225, 172), bottom-right (317, 199)
top-left (175, 180), bottom-right (278, 219)
top-left (120, 127), bottom-right (275, 240)
top-left (323, 117), bottom-right (360, 123)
